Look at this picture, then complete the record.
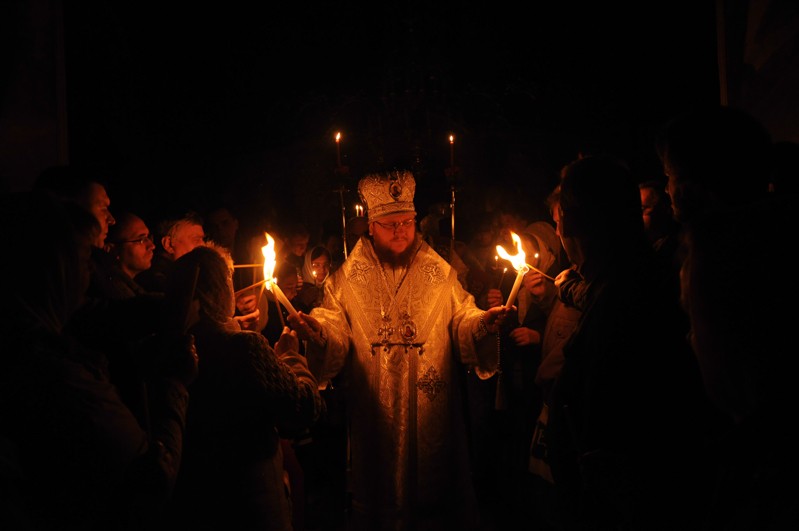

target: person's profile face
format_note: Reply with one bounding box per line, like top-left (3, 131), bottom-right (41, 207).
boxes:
top-left (171, 223), bottom-right (206, 260)
top-left (640, 187), bottom-right (657, 231)
top-left (208, 208), bottom-right (238, 248)
top-left (84, 183), bottom-right (115, 247)
top-left (115, 216), bottom-right (155, 276)
top-left (289, 235), bottom-right (309, 257)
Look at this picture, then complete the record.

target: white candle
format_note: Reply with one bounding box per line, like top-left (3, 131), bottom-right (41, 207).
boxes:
top-left (269, 280), bottom-right (298, 318)
top-left (261, 231), bottom-right (298, 318)
top-left (504, 265), bottom-right (529, 309)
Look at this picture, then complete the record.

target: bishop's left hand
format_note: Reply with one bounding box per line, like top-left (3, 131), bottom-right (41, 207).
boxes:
top-left (484, 305), bottom-right (511, 334)
top-left (288, 311), bottom-right (326, 347)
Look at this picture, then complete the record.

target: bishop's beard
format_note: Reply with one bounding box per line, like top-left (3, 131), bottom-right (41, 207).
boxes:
top-left (372, 234), bottom-right (419, 267)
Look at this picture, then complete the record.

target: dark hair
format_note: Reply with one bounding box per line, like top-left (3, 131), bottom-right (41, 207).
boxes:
top-left (2, 190), bottom-right (90, 334)
top-left (655, 105), bottom-right (772, 206)
top-left (276, 260), bottom-right (298, 280)
top-left (559, 156), bottom-right (642, 243)
top-left (34, 165), bottom-right (106, 201)
top-left (310, 245), bottom-right (331, 262)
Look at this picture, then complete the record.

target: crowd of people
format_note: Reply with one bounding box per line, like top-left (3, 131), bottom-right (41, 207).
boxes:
top-left (1, 104), bottom-right (796, 530)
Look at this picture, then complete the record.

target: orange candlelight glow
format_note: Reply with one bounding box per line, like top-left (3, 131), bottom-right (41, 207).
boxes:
top-left (262, 232), bottom-right (298, 317)
top-left (496, 231), bottom-right (529, 309)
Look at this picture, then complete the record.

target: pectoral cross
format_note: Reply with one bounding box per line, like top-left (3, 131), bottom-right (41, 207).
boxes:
top-left (377, 321), bottom-right (394, 347)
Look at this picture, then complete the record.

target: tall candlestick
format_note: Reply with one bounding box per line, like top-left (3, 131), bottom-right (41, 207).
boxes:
top-left (335, 131), bottom-right (342, 167)
top-left (449, 134), bottom-right (455, 167)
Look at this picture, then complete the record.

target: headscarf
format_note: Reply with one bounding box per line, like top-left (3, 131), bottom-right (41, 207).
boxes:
top-left (301, 245), bottom-right (332, 286)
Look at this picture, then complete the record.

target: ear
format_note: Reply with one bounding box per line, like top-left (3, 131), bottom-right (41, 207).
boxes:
top-left (162, 235), bottom-right (174, 253)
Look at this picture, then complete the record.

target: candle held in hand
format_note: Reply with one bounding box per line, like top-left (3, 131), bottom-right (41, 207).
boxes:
top-left (504, 265), bottom-right (529, 309)
top-left (268, 280), bottom-right (298, 318)
top-left (496, 231), bottom-right (529, 309)
top-left (261, 231), bottom-right (299, 318)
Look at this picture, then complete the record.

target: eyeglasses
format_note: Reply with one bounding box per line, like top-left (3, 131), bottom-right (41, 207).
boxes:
top-left (373, 218), bottom-right (416, 231)
top-left (111, 234), bottom-right (153, 245)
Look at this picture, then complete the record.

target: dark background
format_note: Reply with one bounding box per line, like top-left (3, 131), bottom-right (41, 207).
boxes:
top-left (3, 1), bottom-right (797, 241)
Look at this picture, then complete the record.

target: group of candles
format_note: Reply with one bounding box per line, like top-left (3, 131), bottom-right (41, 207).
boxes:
top-left (235, 227), bottom-right (549, 325)
top-left (333, 131), bottom-right (458, 169)
top-left (332, 132), bottom-right (553, 311)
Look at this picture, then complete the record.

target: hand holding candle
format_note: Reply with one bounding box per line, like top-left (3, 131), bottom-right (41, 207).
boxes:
top-left (496, 231), bottom-right (530, 309)
top-left (261, 232), bottom-right (298, 318)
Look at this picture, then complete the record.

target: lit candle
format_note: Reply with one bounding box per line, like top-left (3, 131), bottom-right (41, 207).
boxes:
top-left (335, 131), bottom-right (342, 167)
top-left (496, 231), bottom-right (529, 309)
top-left (355, 204), bottom-right (363, 217)
top-left (261, 232), bottom-right (298, 318)
top-left (497, 267), bottom-right (508, 290)
top-left (449, 134), bottom-right (455, 167)
top-left (312, 270), bottom-right (318, 287)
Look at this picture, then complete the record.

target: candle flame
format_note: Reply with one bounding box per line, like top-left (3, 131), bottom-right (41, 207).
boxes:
top-left (496, 231), bottom-right (527, 272)
top-left (261, 232), bottom-right (278, 289)
top-left (449, 134), bottom-right (454, 144)
top-left (335, 132), bottom-right (341, 143)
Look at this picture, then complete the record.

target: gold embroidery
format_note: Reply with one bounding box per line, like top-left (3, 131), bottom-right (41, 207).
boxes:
top-left (421, 262), bottom-right (445, 284)
top-left (417, 365), bottom-right (446, 401)
top-left (348, 260), bottom-right (372, 284)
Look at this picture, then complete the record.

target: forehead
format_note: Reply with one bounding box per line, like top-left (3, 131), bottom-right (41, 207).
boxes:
top-left (85, 183), bottom-right (110, 207)
top-left (119, 216), bottom-right (148, 237)
top-left (375, 212), bottom-right (415, 223)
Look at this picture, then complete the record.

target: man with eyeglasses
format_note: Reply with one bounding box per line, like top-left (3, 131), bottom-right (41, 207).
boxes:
top-left (137, 210), bottom-right (206, 294)
top-left (289, 170), bottom-right (510, 530)
top-left (102, 211), bottom-right (157, 300)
